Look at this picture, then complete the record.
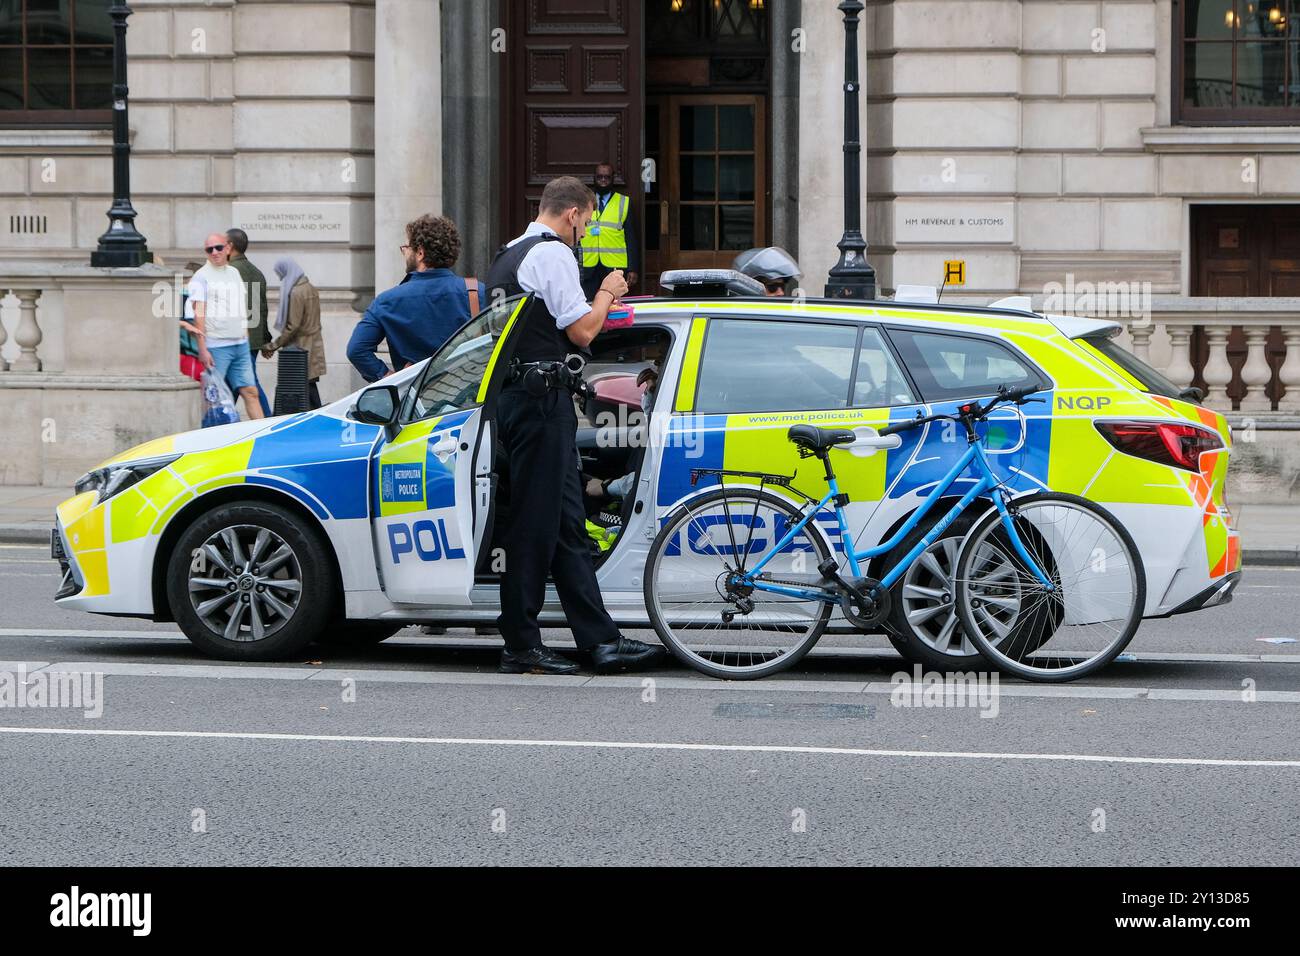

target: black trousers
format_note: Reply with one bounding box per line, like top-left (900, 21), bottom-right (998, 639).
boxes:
top-left (496, 382), bottom-right (621, 652)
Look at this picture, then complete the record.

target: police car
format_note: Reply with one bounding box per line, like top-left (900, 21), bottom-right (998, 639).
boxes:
top-left (52, 273), bottom-right (1240, 666)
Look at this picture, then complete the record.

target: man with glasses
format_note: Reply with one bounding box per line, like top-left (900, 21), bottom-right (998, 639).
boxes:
top-left (347, 214), bottom-right (484, 383)
top-left (187, 232), bottom-right (263, 420)
top-left (580, 163), bottom-right (640, 299)
top-left (732, 246), bottom-right (802, 297)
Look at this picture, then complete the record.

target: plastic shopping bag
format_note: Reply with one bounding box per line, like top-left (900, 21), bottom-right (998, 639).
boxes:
top-left (201, 368), bottom-right (240, 428)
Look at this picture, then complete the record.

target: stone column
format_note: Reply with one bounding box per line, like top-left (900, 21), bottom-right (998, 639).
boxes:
top-left (441, 0), bottom-right (499, 278)
top-left (1202, 327), bottom-right (1234, 412)
top-left (0, 289), bottom-right (8, 371)
top-left (1127, 319), bottom-right (1153, 364)
top-left (1278, 328), bottom-right (1300, 414)
top-left (769, 0), bottom-right (801, 260)
top-left (1165, 324), bottom-right (1195, 391)
top-left (798, 0), bottom-right (866, 292)
top-left (374, 0), bottom-right (443, 293)
top-left (11, 289), bottom-right (43, 371)
top-left (1238, 326), bottom-right (1274, 413)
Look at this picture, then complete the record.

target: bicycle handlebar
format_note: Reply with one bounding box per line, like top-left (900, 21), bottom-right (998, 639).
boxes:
top-left (878, 384), bottom-right (1047, 436)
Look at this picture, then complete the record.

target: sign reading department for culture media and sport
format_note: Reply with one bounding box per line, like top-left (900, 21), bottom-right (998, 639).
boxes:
top-left (894, 201), bottom-right (1014, 244)
top-left (231, 202), bottom-right (351, 242)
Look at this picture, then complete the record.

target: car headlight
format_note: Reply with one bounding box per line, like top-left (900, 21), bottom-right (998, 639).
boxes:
top-left (74, 454), bottom-right (181, 504)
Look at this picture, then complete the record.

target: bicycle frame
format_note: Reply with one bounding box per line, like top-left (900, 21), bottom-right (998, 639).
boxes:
top-left (742, 438), bottom-right (1056, 603)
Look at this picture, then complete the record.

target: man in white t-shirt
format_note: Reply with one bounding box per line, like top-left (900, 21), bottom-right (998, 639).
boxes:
top-left (186, 232), bottom-right (263, 419)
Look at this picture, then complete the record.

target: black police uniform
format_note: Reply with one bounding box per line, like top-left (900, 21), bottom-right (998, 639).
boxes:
top-left (485, 234), bottom-right (622, 653)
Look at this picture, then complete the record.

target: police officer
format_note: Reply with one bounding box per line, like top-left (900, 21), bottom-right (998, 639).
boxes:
top-left (486, 176), bottom-right (663, 676)
top-left (580, 163), bottom-right (639, 298)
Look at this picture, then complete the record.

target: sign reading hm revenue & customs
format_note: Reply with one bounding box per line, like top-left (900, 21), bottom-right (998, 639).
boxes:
top-left (231, 202), bottom-right (351, 242)
top-left (894, 202), bottom-right (1014, 244)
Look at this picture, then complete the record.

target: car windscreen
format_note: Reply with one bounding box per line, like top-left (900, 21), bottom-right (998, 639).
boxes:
top-left (1082, 335), bottom-right (1185, 401)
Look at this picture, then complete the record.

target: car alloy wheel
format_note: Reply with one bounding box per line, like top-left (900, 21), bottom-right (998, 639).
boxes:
top-left (188, 524), bottom-right (303, 642)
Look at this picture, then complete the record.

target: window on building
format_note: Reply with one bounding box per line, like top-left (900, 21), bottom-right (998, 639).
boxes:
top-left (0, 0), bottom-right (113, 125)
top-left (1178, 0), bottom-right (1300, 122)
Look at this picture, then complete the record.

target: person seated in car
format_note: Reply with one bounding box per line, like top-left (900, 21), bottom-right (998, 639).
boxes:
top-left (583, 364), bottom-right (659, 511)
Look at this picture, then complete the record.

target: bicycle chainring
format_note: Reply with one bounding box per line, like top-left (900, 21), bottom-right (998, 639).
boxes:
top-left (840, 577), bottom-right (891, 630)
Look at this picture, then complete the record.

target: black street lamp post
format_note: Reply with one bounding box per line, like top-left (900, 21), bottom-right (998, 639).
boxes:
top-left (91, 1), bottom-right (150, 268)
top-left (824, 0), bottom-right (876, 301)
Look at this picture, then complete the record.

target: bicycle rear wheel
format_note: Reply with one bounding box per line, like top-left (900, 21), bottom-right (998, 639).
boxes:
top-left (953, 492), bottom-right (1145, 682)
top-left (644, 487), bottom-right (833, 680)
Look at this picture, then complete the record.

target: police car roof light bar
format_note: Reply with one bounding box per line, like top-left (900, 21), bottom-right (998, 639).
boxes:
top-left (659, 269), bottom-right (766, 298)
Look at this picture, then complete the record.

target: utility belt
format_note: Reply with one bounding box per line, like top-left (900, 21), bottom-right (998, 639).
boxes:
top-left (507, 355), bottom-right (596, 406)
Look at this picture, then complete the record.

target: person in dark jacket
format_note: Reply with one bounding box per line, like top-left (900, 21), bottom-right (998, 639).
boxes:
top-left (346, 214), bottom-right (484, 382)
top-left (226, 227), bottom-right (273, 415)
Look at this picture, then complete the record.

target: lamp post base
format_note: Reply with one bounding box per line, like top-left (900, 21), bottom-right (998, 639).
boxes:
top-left (90, 247), bottom-right (152, 268)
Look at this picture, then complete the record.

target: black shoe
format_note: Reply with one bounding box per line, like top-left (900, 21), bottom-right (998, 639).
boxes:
top-left (589, 636), bottom-right (664, 675)
top-left (499, 647), bottom-right (580, 676)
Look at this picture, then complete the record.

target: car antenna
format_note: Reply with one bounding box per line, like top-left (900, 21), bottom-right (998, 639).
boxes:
top-left (937, 276), bottom-right (947, 303)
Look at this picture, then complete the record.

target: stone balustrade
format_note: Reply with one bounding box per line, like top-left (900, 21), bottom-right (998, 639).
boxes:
top-left (0, 287), bottom-right (44, 372)
top-left (1018, 295), bottom-right (1299, 415)
top-left (1117, 298), bottom-right (1300, 414)
top-left (0, 261), bottom-right (202, 486)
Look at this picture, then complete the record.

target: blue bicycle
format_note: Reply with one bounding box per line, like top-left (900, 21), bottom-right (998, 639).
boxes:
top-left (644, 385), bottom-right (1145, 681)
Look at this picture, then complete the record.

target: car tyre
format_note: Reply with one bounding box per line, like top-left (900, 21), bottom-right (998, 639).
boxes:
top-left (167, 500), bottom-right (336, 661)
top-left (881, 510), bottom-right (987, 671)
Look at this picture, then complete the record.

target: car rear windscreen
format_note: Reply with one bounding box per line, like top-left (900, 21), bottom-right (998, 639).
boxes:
top-left (1083, 335), bottom-right (1188, 402)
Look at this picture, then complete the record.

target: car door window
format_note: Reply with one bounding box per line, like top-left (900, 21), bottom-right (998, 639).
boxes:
top-left (852, 327), bottom-right (917, 407)
top-left (694, 319), bottom-right (857, 413)
top-left (408, 294), bottom-right (524, 421)
top-left (888, 328), bottom-right (1039, 402)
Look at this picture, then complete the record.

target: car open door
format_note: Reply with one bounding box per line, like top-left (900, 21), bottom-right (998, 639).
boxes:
top-left (369, 293), bottom-right (530, 606)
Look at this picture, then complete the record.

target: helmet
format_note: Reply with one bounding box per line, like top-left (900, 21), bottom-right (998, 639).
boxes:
top-left (731, 246), bottom-right (801, 285)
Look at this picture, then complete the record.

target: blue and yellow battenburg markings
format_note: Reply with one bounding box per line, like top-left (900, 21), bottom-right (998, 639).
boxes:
top-left (373, 408), bottom-right (476, 518)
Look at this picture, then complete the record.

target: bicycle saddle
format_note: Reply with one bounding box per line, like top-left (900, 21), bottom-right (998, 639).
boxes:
top-left (787, 424), bottom-right (857, 452)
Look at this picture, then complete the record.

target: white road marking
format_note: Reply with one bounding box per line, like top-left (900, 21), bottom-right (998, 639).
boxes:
top-left (0, 724), bottom-right (1297, 768)
top-left (3, 628), bottom-right (1299, 664)
top-left (6, 659), bottom-right (1300, 702)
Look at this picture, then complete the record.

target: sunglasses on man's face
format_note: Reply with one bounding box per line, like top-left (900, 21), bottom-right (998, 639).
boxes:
top-left (205, 244), bottom-right (226, 253)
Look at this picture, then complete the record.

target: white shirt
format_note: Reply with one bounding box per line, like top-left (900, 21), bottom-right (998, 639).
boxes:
top-left (506, 222), bottom-right (589, 329)
top-left (186, 263), bottom-right (248, 347)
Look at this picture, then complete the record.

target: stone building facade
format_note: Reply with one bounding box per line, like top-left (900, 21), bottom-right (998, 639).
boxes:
top-left (1, 0), bottom-right (1298, 488)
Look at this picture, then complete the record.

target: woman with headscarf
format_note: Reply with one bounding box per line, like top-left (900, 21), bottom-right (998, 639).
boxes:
top-left (261, 258), bottom-right (326, 409)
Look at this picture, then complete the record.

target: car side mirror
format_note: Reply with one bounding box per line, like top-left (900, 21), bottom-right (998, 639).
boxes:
top-left (1178, 386), bottom-right (1205, 404)
top-left (351, 385), bottom-right (401, 432)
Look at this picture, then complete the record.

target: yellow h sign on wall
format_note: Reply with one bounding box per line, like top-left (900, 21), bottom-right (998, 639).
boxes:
top-left (943, 260), bottom-right (966, 286)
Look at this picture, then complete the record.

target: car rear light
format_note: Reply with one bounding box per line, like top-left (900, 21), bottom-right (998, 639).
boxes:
top-left (1094, 420), bottom-right (1223, 471)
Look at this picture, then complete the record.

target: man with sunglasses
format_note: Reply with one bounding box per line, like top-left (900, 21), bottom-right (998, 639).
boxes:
top-left (186, 233), bottom-right (264, 420)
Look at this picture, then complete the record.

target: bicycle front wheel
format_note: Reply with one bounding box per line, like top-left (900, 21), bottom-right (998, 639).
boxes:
top-left (644, 487), bottom-right (833, 680)
top-left (954, 492), bottom-right (1145, 682)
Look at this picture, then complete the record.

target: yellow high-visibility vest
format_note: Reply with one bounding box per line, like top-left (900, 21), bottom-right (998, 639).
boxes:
top-left (581, 192), bottom-right (630, 268)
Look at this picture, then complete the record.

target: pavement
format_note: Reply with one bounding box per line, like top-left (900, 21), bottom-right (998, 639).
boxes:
top-left (4, 483), bottom-right (1298, 562)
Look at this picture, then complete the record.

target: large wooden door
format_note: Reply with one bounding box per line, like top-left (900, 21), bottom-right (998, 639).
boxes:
top-left (1190, 205), bottom-right (1300, 404)
top-left (643, 93), bottom-right (766, 293)
top-left (501, 0), bottom-right (642, 245)
top-left (1193, 205), bottom-right (1300, 295)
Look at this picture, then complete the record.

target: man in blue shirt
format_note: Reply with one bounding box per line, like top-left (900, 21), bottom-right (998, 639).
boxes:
top-left (347, 214), bottom-right (485, 382)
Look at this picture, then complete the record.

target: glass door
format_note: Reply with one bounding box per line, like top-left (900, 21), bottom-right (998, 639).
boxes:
top-left (644, 93), bottom-right (766, 291)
